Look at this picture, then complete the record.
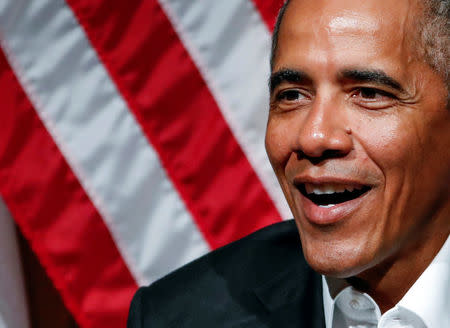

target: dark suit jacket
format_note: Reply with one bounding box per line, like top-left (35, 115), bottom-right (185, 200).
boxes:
top-left (127, 220), bottom-right (325, 327)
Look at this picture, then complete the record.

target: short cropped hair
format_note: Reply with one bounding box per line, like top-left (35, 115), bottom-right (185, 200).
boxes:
top-left (270, 0), bottom-right (449, 87)
top-left (420, 0), bottom-right (449, 84)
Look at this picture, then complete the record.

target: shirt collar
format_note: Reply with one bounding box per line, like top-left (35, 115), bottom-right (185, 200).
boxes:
top-left (322, 236), bottom-right (450, 328)
top-left (398, 236), bottom-right (450, 328)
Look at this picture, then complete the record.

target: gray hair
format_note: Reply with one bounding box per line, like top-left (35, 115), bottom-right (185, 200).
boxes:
top-left (420, 0), bottom-right (449, 84)
top-left (270, 0), bottom-right (449, 87)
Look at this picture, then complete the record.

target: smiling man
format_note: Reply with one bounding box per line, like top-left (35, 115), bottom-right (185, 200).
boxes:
top-left (266, 0), bottom-right (449, 325)
top-left (128, 0), bottom-right (449, 327)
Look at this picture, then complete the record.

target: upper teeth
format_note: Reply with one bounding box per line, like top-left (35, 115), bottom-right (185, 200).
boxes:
top-left (304, 183), bottom-right (359, 195)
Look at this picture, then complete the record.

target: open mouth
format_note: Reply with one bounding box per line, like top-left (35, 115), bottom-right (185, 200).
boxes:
top-left (297, 183), bottom-right (371, 207)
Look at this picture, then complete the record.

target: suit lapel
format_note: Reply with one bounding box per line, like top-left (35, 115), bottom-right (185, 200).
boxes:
top-left (253, 264), bottom-right (325, 328)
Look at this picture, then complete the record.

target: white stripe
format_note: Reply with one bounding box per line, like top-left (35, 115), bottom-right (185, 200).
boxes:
top-left (157, 0), bottom-right (291, 219)
top-left (0, 199), bottom-right (30, 328)
top-left (0, 0), bottom-right (210, 284)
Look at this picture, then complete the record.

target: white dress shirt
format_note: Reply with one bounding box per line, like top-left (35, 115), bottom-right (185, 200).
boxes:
top-left (322, 237), bottom-right (450, 328)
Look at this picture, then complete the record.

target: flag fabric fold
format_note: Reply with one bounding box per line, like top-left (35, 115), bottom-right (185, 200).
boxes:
top-left (0, 0), bottom-right (286, 326)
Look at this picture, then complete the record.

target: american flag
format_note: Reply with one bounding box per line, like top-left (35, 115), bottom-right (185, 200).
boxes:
top-left (0, 0), bottom-right (289, 327)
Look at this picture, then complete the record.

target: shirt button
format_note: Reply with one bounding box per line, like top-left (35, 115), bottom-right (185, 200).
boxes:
top-left (350, 299), bottom-right (360, 310)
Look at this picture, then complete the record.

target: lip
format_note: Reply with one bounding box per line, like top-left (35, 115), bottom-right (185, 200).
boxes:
top-left (293, 176), bottom-right (370, 188)
top-left (293, 176), bottom-right (373, 225)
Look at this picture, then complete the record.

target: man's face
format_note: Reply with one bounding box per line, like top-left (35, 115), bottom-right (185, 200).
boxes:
top-left (266, 0), bottom-right (450, 278)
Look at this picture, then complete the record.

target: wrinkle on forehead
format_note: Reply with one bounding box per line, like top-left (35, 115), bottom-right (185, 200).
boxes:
top-left (285, 0), bottom-right (418, 43)
top-left (320, 11), bottom-right (381, 68)
top-left (327, 12), bottom-right (378, 33)
top-left (276, 0), bottom-right (422, 87)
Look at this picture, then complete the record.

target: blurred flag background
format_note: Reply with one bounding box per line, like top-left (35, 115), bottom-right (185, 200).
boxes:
top-left (0, 0), bottom-right (288, 327)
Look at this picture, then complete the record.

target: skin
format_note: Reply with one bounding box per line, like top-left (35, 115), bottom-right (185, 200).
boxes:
top-left (266, 0), bottom-right (450, 312)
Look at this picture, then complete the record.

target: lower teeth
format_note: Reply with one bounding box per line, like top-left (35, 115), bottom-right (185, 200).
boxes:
top-left (319, 204), bottom-right (336, 208)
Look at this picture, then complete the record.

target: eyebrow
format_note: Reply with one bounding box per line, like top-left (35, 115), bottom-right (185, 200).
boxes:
top-left (340, 69), bottom-right (404, 92)
top-left (269, 69), bottom-right (312, 93)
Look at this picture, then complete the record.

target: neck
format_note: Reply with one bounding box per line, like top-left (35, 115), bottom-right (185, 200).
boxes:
top-left (350, 228), bottom-right (449, 313)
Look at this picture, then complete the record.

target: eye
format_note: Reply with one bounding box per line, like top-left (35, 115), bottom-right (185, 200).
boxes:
top-left (277, 89), bottom-right (305, 101)
top-left (271, 88), bottom-right (311, 112)
top-left (359, 88), bottom-right (392, 99)
top-left (351, 87), bottom-right (397, 109)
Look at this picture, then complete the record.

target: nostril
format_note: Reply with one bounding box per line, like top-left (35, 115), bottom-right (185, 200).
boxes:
top-left (296, 149), bottom-right (348, 164)
top-left (323, 149), bottom-right (345, 158)
top-left (295, 116), bottom-right (354, 160)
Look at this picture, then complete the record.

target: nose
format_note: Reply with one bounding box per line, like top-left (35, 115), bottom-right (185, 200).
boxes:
top-left (296, 98), bottom-right (353, 161)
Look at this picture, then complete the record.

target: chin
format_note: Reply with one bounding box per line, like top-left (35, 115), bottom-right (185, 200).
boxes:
top-left (300, 239), bottom-right (375, 278)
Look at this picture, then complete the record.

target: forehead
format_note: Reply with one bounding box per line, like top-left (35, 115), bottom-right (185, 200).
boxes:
top-left (274, 0), bottom-right (421, 74)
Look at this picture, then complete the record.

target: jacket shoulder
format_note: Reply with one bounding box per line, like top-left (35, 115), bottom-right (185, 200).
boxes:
top-left (127, 220), bottom-right (310, 327)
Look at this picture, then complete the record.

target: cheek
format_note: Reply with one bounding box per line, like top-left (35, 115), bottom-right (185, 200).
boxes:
top-left (352, 109), bottom-right (447, 227)
top-left (265, 117), bottom-right (295, 169)
top-left (265, 117), bottom-right (300, 210)
top-left (353, 111), bottom-right (419, 176)
top-left (351, 111), bottom-right (424, 231)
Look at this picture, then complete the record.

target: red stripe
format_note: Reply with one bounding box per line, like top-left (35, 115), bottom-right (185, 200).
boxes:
top-left (66, 0), bottom-right (281, 249)
top-left (0, 49), bottom-right (137, 328)
top-left (251, 0), bottom-right (285, 31)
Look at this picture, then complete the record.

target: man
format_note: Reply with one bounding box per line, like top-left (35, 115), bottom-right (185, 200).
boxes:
top-left (128, 0), bottom-right (449, 327)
